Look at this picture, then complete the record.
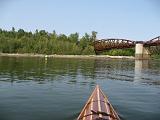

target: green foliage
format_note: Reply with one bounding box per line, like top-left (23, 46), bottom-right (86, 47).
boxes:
top-left (101, 48), bottom-right (135, 56)
top-left (0, 28), bottom-right (97, 55)
top-left (68, 33), bottom-right (79, 43)
top-left (0, 28), bottom-right (137, 56)
top-left (149, 46), bottom-right (160, 59)
top-left (82, 46), bottom-right (95, 55)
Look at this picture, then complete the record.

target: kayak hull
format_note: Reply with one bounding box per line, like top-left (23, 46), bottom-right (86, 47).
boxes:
top-left (77, 85), bottom-right (120, 120)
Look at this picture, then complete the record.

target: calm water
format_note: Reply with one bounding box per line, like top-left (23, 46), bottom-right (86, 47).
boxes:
top-left (0, 56), bottom-right (160, 120)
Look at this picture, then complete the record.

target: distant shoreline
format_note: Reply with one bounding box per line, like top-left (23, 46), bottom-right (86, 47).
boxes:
top-left (0, 53), bottom-right (135, 59)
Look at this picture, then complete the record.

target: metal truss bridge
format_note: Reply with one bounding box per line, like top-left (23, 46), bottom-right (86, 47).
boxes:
top-left (94, 36), bottom-right (160, 52)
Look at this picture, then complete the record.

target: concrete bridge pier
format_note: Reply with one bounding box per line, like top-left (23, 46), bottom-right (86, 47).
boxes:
top-left (135, 43), bottom-right (150, 59)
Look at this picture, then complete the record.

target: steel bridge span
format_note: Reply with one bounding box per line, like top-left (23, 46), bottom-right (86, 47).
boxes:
top-left (93, 36), bottom-right (160, 59)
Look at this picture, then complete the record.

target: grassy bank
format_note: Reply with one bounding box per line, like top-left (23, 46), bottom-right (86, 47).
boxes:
top-left (100, 48), bottom-right (135, 56)
top-left (151, 55), bottom-right (160, 60)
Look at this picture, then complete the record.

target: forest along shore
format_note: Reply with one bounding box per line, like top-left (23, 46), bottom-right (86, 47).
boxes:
top-left (0, 53), bottom-right (135, 59)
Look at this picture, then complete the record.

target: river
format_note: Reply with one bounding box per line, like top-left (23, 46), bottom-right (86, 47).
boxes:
top-left (0, 56), bottom-right (160, 120)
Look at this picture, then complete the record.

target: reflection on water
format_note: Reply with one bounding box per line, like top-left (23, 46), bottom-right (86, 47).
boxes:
top-left (134, 60), bottom-right (148, 83)
top-left (0, 57), bottom-right (160, 85)
top-left (0, 56), bottom-right (160, 120)
top-left (134, 59), bottom-right (160, 85)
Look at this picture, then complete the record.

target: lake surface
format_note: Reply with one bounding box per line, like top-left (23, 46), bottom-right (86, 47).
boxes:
top-left (0, 56), bottom-right (160, 120)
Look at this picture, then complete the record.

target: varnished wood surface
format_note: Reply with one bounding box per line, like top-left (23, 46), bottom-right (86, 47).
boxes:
top-left (77, 85), bottom-right (121, 120)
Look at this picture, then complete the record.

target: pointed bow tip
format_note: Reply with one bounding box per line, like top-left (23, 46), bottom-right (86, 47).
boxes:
top-left (96, 84), bottom-right (100, 89)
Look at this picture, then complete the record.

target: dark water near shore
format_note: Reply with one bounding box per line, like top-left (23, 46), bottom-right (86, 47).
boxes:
top-left (0, 56), bottom-right (160, 120)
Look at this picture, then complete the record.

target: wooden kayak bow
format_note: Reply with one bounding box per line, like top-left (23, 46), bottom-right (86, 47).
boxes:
top-left (77, 85), bottom-right (121, 120)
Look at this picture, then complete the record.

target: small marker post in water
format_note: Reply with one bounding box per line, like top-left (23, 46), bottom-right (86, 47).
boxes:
top-left (45, 55), bottom-right (48, 63)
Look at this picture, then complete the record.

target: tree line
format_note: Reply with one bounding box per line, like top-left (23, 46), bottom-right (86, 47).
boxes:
top-left (2, 27), bottom-right (159, 56)
top-left (0, 27), bottom-right (97, 55)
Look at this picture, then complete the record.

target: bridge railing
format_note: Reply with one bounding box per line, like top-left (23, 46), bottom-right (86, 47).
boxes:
top-left (94, 38), bottom-right (136, 51)
top-left (94, 36), bottom-right (160, 52)
top-left (144, 36), bottom-right (160, 46)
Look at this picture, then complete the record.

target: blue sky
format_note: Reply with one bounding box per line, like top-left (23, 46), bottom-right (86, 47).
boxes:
top-left (0, 0), bottom-right (160, 40)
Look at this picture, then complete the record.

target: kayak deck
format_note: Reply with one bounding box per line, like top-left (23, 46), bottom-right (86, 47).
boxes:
top-left (77, 85), bottom-right (120, 120)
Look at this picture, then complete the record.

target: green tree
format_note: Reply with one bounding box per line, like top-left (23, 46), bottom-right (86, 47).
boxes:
top-left (57, 34), bottom-right (68, 41)
top-left (17, 29), bottom-right (25, 38)
top-left (68, 32), bottom-right (79, 43)
top-left (91, 31), bottom-right (97, 42)
top-left (0, 27), bottom-right (136, 56)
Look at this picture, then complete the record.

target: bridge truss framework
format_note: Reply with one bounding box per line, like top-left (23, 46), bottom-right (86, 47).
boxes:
top-left (93, 36), bottom-right (160, 53)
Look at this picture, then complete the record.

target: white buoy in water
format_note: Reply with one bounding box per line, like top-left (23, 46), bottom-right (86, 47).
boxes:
top-left (45, 55), bottom-right (48, 61)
